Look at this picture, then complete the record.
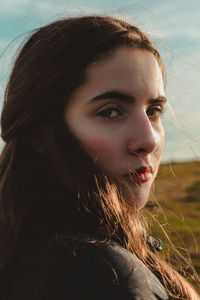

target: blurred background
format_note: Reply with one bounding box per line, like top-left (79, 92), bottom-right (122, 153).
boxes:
top-left (0, 0), bottom-right (200, 163)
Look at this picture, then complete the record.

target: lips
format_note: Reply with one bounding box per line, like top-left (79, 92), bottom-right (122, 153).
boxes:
top-left (123, 165), bottom-right (153, 183)
top-left (135, 166), bottom-right (153, 174)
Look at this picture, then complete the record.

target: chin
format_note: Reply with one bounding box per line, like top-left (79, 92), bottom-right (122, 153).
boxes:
top-left (121, 184), bottom-right (151, 210)
top-left (136, 194), bottom-right (149, 209)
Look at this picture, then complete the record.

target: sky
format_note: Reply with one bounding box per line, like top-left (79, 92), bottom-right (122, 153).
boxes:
top-left (0, 0), bottom-right (200, 163)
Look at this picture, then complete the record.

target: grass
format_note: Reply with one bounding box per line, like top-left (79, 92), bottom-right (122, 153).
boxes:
top-left (145, 161), bottom-right (200, 293)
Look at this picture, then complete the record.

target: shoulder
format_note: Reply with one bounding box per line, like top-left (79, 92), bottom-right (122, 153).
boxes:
top-left (41, 239), bottom-right (169, 300)
top-left (11, 238), bottom-right (169, 300)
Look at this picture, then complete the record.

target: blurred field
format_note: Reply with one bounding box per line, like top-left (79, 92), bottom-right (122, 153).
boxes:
top-left (145, 161), bottom-right (200, 292)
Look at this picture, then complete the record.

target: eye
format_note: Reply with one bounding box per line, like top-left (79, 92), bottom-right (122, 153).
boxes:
top-left (147, 106), bottom-right (164, 119)
top-left (96, 105), bottom-right (123, 120)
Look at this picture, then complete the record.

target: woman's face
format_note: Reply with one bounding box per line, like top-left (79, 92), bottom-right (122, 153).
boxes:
top-left (65, 47), bottom-right (166, 208)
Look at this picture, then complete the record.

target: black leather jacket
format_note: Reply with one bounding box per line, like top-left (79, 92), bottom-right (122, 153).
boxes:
top-left (8, 238), bottom-right (170, 300)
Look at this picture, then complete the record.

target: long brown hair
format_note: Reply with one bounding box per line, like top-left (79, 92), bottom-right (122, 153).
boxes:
top-left (0, 15), bottom-right (199, 299)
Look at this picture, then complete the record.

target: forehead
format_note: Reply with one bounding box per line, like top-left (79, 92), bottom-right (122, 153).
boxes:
top-left (84, 47), bottom-right (164, 98)
top-left (68, 47), bottom-right (165, 106)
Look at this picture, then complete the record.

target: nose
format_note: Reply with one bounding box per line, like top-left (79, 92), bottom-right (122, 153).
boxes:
top-left (126, 113), bottom-right (159, 157)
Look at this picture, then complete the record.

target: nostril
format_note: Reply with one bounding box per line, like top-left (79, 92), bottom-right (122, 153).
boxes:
top-left (127, 147), bottom-right (146, 155)
top-left (126, 124), bottom-right (158, 156)
top-left (127, 140), bottom-right (157, 156)
top-left (136, 148), bottom-right (146, 154)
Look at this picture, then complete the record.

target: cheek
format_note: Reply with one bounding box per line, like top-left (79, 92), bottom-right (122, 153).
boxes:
top-left (155, 124), bottom-right (165, 156)
top-left (152, 127), bottom-right (165, 175)
top-left (81, 135), bottom-right (117, 167)
top-left (159, 127), bottom-right (165, 154)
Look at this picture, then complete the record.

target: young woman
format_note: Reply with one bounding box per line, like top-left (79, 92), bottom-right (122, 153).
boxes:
top-left (0, 15), bottom-right (199, 299)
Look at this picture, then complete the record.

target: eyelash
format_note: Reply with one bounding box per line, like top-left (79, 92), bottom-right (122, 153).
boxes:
top-left (96, 104), bottom-right (165, 120)
top-left (147, 106), bottom-right (166, 119)
top-left (96, 105), bottom-right (123, 120)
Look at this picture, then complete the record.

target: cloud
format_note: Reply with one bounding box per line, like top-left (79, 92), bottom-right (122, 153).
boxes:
top-left (0, 0), bottom-right (103, 19)
top-left (0, 0), bottom-right (64, 18)
top-left (151, 1), bottom-right (200, 39)
top-left (0, 0), bottom-right (31, 15)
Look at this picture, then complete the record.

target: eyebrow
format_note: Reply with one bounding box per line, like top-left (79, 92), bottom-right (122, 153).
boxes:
top-left (88, 90), bottom-right (168, 105)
